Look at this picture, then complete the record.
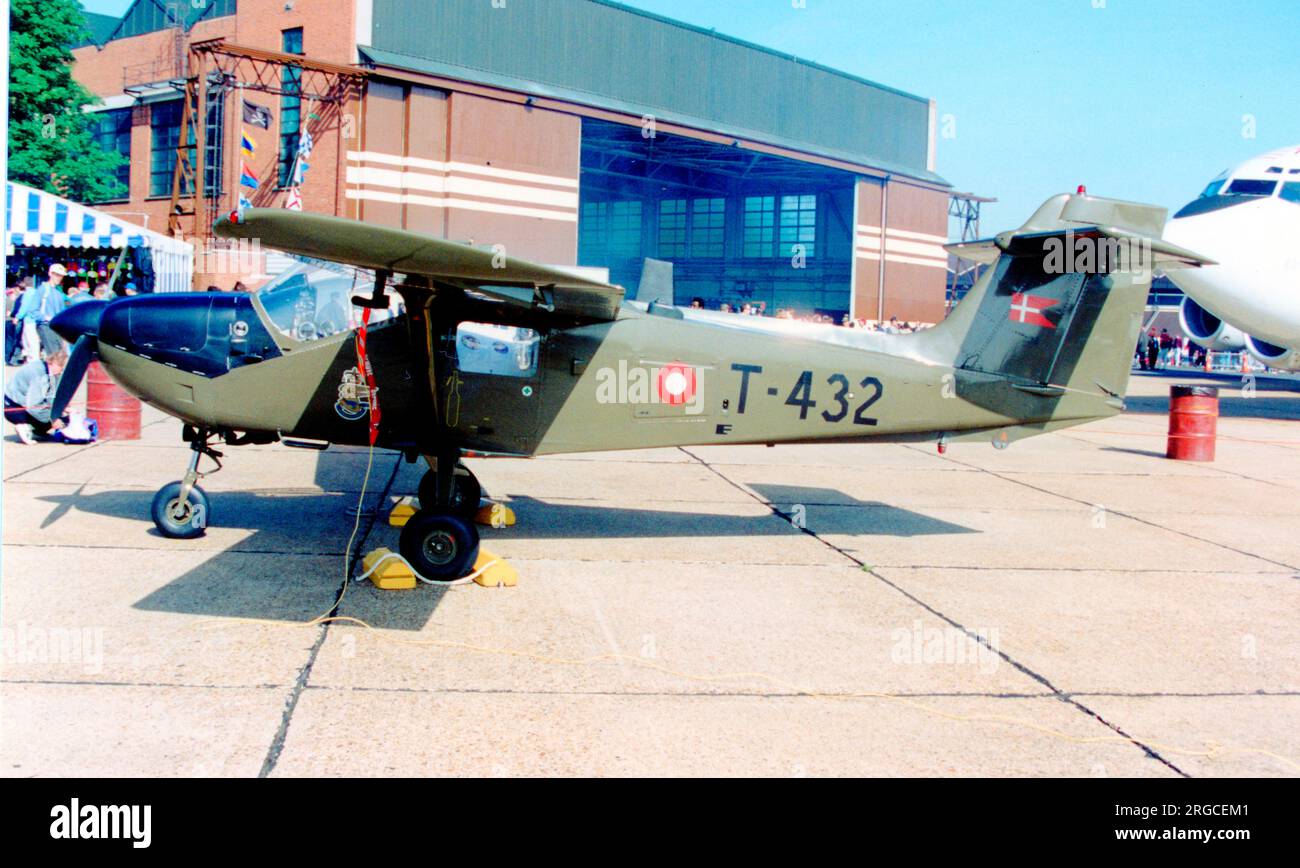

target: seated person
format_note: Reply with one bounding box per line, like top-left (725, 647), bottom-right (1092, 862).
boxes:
top-left (4, 348), bottom-right (69, 444)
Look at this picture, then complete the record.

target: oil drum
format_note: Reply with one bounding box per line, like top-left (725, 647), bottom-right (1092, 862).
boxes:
top-left (86, 360), bottom-right (142, 441)
top-left (1166, 384), bottom-right (1218, 462)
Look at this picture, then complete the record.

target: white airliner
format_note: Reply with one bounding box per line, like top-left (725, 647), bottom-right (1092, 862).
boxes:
top-left (1163, 145), bottom-right (1300, 371)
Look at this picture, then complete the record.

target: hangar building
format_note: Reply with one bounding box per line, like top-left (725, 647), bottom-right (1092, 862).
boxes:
top-left (72, 0), bottom-right (953, 322)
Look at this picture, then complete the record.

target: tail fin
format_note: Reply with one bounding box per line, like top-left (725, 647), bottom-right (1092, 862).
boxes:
top-left (919, 193), bottom-right (1211, 401)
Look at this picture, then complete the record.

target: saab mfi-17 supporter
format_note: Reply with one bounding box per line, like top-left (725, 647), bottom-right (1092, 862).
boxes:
top-left (49, 192), bottom-right (1211, 580)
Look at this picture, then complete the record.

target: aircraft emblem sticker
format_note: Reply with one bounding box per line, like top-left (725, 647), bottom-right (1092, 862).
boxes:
top-left (334, 366), bottom-right (370, 421)
top-left (657, 363), bottom-right (697, 405)
top-left (1008, 292), bottom-right (1059, 329)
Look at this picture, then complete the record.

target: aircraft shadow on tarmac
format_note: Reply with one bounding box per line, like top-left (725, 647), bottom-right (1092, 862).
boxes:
top-left (490, 488), bottom-right (973, 541)
top-left (34, 474), bottom-right (972, 629)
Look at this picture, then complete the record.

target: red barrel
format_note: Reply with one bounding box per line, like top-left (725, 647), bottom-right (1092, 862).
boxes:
top-left (87, 361), bottom-right (142, 441)
top-left (1166, 384), bottom-right (1218, 461)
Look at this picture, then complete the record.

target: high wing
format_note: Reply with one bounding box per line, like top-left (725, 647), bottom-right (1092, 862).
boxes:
top-left (213, 208), bottom-right (625, 321)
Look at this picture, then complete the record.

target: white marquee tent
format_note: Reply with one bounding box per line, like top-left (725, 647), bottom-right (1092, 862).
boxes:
top-left (4, 180), bottom-right (193, 292)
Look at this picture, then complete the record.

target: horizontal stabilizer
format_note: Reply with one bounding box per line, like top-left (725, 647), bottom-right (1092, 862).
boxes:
top-left (945, 193), bottom-right (1216, 268)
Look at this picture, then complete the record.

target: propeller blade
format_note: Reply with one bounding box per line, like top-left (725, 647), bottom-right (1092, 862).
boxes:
top-left (51, 335), bottom-right (95, 421)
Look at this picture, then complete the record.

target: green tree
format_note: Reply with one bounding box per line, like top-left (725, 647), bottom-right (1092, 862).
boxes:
top-left (8, 0), bottom-right (127, 202)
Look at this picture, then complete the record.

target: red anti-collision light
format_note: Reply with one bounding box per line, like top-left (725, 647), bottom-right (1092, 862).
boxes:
top-left (228, 210), bottom-right (241, 224)
top-left (1077, 185), bottom-right (1087, 195)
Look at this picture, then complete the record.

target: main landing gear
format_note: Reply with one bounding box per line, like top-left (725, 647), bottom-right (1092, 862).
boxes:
top-left (152, 427), bottom-right (224, 539)
top-left (400, 451), bottom-right (482, 581)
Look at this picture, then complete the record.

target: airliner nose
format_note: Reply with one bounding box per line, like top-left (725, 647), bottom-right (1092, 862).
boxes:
top-left (50, 299), bottom-right (109, 343)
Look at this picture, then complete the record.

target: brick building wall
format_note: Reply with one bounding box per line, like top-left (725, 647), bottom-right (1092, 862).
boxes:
top-left (71, 0), bottom-right (362, 274)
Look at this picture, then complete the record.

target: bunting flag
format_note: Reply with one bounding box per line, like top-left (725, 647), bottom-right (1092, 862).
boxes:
top-left (240, 132), bottom-right (257, 160)
top-left (239, 162), bottom-right (260, 191)
top-left (238, 193), bottom-right (252, 210)
top-left (282, 129), bottom-right (314, 211)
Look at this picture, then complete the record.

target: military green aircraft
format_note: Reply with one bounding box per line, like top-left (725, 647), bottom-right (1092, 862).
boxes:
top-left (49, 191), bottom-right (1210, 580)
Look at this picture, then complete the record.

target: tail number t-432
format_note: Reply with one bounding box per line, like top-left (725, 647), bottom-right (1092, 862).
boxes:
top-left (732, 364), bottom-right (884, 426)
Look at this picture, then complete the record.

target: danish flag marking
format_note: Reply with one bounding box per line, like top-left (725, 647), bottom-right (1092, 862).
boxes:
top-left (1009, 292), bottom-right (1058, 329)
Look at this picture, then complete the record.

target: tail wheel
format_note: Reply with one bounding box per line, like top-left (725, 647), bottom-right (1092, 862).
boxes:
top-left (399, 511), bottom-right (480, 582)
top-left (418, 466), bottom-right (481, 517)
top-left (151, 481), bottom-right (210, 539)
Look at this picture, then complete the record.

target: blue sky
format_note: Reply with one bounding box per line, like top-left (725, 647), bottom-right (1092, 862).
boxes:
top-left (80, 0), bottom-right (1300, 234)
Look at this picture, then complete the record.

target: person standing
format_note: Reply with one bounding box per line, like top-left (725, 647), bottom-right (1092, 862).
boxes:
top-left (16, 264), bottom-right (68, 362)
top-left (1145, 328), bottom-right (1160, 371)
top-left (1158, 329), bottom-right (1173, 367)
top-left (5, 277), bottom-right (27, 365)
top-left (4, 347), bottom-right (69, 444)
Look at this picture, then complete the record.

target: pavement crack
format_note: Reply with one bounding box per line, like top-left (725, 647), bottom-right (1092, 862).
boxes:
top-left (3, 439), bottom-right (105, 482)
top-left (678, 446), bottom-right (1192, 778)
top-left (256, 453), bottom-right (402, 778)
top-left (914, 445), bottom-right (1299, 573)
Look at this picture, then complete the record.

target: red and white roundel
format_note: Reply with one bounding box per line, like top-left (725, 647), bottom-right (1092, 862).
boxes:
top-left (657, 363), bottom-right (696, 405)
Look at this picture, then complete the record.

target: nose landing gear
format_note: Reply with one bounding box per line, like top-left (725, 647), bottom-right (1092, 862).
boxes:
top-left (151, 428), bottom-right (223, 539)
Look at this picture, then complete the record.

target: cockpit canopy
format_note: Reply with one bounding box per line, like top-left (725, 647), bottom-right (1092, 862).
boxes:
top-left (254, 261), bottom-right (398, 343)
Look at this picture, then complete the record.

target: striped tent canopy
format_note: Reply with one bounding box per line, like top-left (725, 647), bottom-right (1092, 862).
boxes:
top-left (5, 180), bottom-right (194, 292)
top-left (4, 180), bottom-right (190, 256)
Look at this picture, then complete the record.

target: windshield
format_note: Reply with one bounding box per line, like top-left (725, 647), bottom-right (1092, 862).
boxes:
top-left (1224, 178), bottom-right (1278, 197)
top-left (255, 262), bottom-right (397, 342)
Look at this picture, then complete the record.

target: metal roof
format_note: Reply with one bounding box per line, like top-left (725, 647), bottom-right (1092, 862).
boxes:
top-left (101, 0), bottom-right (236, 43)
top-left (72, 11), bottom-right (122, 48)
top-left (367, 0), bottom-right (945, 185)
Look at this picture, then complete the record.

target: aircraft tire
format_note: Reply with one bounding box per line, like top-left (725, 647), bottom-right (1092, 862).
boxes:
top-left (418, 466), bottom-right (481, 518)
top-left (151, 482), bottom-right (210, 539)
top-left (399, 510), bottom-right (481, 582)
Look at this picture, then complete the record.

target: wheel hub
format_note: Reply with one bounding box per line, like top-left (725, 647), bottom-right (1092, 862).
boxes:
top-left (423, 530), bottom-right (458, 566)
top-left (167, 498), bottom-right (193, 523)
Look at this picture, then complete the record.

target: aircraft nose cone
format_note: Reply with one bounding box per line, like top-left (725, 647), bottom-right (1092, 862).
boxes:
top-left (50, 299), bottom-right (109, 343)
top-left (1163, 217), bottom-right (1217, 263)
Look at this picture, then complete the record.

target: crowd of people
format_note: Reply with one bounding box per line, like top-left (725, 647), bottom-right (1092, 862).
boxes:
top-left (687, 297), bottom-right (929, 332)
top-left (1, 262), bottom-right (122, 444)
top-left (1136, 327), bottom-right (1208, 371)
